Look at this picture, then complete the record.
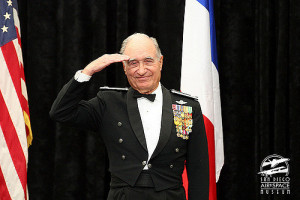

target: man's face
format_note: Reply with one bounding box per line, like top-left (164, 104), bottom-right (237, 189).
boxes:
top-left (123, 37), bottom-right (163, 94)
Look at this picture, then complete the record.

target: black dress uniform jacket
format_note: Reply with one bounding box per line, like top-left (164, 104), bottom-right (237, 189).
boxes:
top-left (49, 78), bottom-right (209, 200)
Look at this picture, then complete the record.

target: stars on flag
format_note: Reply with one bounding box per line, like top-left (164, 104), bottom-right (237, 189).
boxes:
top-left (1, 25), bottom-right (8, 32)
top-left (3, 12), bottom-right (11, 20)
top-left (7, 0), bottom-right (13, 6)
top-left (1, 0), bottom-right (14, 34)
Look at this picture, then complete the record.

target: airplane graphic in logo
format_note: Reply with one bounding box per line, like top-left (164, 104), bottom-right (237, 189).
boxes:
top-left (258, 155), bottom-right (290, 176)
top-left (262, 158), bottom-right (290, 168)
top-left (258, 166), bottom-right (288, 176)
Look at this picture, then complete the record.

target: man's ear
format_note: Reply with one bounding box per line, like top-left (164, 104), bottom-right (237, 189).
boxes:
top-left (159, 56), bottom-right (163, 71)
top-left (122, 61), bottom-right (127, 74)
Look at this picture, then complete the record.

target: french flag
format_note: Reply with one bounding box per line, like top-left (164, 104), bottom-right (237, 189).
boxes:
top-left (180, 0), bottom-right (224, 199)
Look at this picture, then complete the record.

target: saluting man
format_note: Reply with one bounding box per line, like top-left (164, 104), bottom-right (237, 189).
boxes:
top-left (50, 33), bottom-right (209, 200)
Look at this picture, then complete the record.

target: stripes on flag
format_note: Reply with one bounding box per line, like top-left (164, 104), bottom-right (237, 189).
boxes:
top-left (0, 0), bottom-right (32, 199)
top-left (181, 0), bottom-right (224, 199)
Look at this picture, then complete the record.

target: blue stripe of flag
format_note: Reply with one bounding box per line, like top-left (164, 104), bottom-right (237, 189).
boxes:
top-left (196, 0), bottom-right (219, 71)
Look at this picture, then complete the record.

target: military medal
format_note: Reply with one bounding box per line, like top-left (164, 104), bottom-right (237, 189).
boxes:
top-left (172, 104), bottom-right (193, 140)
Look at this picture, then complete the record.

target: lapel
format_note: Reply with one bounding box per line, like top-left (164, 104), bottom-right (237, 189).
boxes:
top-left (127, 87), bottom-right (148, 151)
top-left (150, 85), bottom-right (173, 159)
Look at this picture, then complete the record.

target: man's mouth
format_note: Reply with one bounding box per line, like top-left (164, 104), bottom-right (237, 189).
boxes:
top-left (135, 76), bottom-right (151, 81)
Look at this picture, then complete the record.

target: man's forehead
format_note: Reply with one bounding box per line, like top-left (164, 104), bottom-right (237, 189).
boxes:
top-left (124, 37), bottom-right (156, 52)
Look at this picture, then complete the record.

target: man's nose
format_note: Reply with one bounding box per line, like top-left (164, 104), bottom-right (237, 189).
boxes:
top-left (137, 62), bottom-right (147, 74)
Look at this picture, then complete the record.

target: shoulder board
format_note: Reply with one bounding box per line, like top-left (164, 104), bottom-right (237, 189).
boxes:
top-left (99, 86), bottom-right (128, 91)
top-left (170, 89), bottom-right (198, 100)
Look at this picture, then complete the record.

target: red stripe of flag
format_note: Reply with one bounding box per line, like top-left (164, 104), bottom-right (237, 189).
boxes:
top-left (15, 27), bottom-right (22, 49)
top-left (0, 92), bottom-right (27, 199)
top-left (0, 168), bottom-right (12, 200)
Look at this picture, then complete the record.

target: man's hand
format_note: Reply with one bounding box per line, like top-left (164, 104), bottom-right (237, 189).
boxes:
top-left (82, 54), bottom-right (130, 76)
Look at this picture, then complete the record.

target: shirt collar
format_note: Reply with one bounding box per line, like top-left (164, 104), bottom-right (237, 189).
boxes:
top-left (152, 83), bottom-right (162, 102)
top-left (151, 83), bottom-right (161, 95)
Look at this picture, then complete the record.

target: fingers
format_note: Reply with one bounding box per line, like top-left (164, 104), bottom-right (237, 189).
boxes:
top-left (97, 54), bottom-right (130, 69)
top-left (82, 54), bottom-right (130, 76)
top-left (108, 54), bottom-right (130, 63)
top-left (99, 54), bottom-right (130, 66)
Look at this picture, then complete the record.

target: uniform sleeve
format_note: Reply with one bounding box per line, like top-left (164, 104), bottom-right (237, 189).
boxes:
top-left (49, 78), bottom-right (104, 132)
top-left (186, 102), bottom-right (209, 200)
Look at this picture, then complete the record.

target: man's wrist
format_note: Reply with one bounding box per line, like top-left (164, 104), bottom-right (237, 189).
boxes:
top-left (82, 67), bottom-right (95, 76)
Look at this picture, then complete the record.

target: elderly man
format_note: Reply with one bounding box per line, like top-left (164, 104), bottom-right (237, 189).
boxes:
top-left (50, 33), bottom-right (209, 200)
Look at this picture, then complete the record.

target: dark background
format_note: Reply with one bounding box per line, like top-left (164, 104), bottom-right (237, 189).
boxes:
top-left (17, 0), bottom-right (299, 200)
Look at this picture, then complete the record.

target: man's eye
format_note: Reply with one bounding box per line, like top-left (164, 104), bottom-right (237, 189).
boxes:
top-left (144, 59), bottom-right (154, 64)
top-left (129, 61), bottom-right (138, 65)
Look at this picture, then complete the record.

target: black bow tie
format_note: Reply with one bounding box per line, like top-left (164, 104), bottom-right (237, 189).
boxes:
top-left (133, 90), bottom-right (156, 102)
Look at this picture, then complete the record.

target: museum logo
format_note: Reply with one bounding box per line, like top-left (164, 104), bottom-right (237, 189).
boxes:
top-left (258, 154), bottom-right (290, 195)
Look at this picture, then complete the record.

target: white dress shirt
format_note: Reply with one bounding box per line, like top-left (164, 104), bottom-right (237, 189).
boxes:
top-left (137, 83), bottom-right (162, 169)
top-left (74, 71), bottom-right (163, 170)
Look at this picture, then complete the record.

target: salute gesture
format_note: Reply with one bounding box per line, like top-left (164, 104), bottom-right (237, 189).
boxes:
top-left (82, 54), bottom-right (130, 76)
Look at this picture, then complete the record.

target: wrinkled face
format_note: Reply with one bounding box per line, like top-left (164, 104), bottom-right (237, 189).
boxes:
top-left (123, 37), bottom-right (163, 94)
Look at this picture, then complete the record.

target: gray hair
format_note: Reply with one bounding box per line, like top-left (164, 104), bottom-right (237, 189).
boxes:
top-left (119, 33), bottom-right (163, 58)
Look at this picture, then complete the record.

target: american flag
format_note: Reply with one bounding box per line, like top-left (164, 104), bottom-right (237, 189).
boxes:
top-left (180, 0), bottom-right (224, 199)
top-left (0, 0), bottom-right (32, 199)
